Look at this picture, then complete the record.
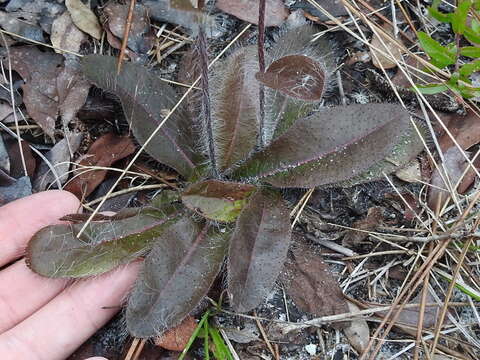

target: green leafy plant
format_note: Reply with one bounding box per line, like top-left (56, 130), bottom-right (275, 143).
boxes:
top-left (416, 0), bottom-right (480, 98)
top-left (26, 24), bottom-right (424, 338)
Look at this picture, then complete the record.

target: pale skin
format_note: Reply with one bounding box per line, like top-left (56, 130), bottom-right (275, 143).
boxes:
top-left (0, 190), bottom-right (140, 360)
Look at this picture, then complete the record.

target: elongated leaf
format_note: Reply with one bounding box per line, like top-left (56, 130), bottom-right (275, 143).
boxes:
top-left (256, 55), bottom-right (326, 101)
top-left (26, 203), bottom-right (182, 278)
top-left (228, 189), bottom-right (291, 312)
top-left (126, 218), bottom-right (229, 338)
top-left (459, 46), bottom-right (480, 58)
top-left (337, 119), bottom-right (426, 187)
top-left (182, 180), bottom-right (256, 222)
top-left (451, 0), bottom-right (471, 34)
top-left (210, 46), bottom-right (260, 171)
top-left (232, 103), bottom-right (413, 188)
top-left (81, 55), bottom-right (201, 177)
top-left (414, 83), bottom-right (449, 95)
top-left (417, 32), bottom-right (456, 68)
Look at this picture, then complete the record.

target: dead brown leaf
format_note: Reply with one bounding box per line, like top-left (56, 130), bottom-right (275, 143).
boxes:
top-left (65, 0), bottom-right (102, 40)
top-left (428, 147), bottom-right (478, 211)
top-left (343, 302), bottom-right (369, 353)
top-left (33, 132), bottom-right (82, 191)
top-left (5, 47), bottom-right (90, 138)
top-left (104, 3), bottom-right (154, 54)
top-left (64, 133), bottom-right (136, 199)
top-left (6, 46), bottom-right (63, 139)
top-left (56, 60), bottom-right (90, 127)
top-left (155, 316), bottom-right (197, 351)
top-left (370, 24), bottom-right (403, 70)
top-left (216, 0), bottom-right (288, 27)
top-left (5, 139), bottom-right (36, 178)
top-left (51, 11), bottom-right (87, 53)
top-left (377, 291), bottom-right (445, 329)
top-left (438, 109), bottom-right (480, 152)
top-left (342, 207), bottom-right (383, 246)
top-left (284, 240), bottom-right (349, 329)
top-left (0, 11), bottom-right (45, 43)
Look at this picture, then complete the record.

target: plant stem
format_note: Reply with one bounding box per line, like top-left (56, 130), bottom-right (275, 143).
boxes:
top-left (197, 22), bottom-right (219, 178)
top-left (257, 0), bottom-right (266, 148)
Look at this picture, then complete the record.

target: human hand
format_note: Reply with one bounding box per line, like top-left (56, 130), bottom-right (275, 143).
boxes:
top-left (0, 191), bottom-right (140, 360)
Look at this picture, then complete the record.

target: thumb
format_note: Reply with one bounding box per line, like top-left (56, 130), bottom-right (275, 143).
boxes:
top-left (86, 357), bottom-right (108, 360)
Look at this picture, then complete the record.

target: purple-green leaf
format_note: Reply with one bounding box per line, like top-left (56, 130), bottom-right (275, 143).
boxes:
top-left (126, 218), bottom-right (229, 338)
top-left (81, 55), bottom-right (201, 177)
top-left (232, 103), bottom-right (413, 188)
top-left (263, 25), bottom-right (333, 142)
top-left (228, 189), bottom-right (291, 312)
top-left (182, 180), bottom-right (257, 222)
top-left (210, 46), bottom-right (260, 171)
top-left (26, 204), bottom-right (182, 278)
top-left (256, 55), bottom-right (326, 101)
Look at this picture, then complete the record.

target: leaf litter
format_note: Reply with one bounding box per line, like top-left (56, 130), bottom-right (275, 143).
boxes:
top-left (1, 0), bottom-right (480, 359)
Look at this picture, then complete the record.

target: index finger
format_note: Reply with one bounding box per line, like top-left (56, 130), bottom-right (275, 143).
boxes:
top-left (0, 190), bottom-right (80, 267)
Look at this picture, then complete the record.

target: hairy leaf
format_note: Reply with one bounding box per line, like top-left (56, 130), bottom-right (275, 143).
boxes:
top-left (337, 118), bottom-right (426, 187)
top-left (264, 25), bottom-right (333, 141)
top-left (210, 46), bottom-right (260, 171)
top-left (232, 103), bottom-right (413, 188)
top-left (26, 203), bottom-right (182, 278)
top-left (182, 180), bottom-right (257, 222)
top-left (81, 55), bottom-right (201, 177)
top-left (228, 189), bottom-right (291, 312)
top-left (256, 55), bottom-right (326, 101)
top-left (126, 218), bottom-right (229, 338)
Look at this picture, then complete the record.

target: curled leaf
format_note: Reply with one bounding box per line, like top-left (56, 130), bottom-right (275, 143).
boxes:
top-left (126, 218), bottom-right (229, 338)
top-left (81, 55), bottom-right (201, 177)
top-left (64, 133), bottom-right (136, 199)
top-left (256, 55), bottom-right (326, 101)
top-left (182, 180), bottom-right (256, 222)
top-left (233, 103), bottom-right (415, 188)
top-left (26, 203), bottom-right (182, 278)
top-left (228, 189), bottom-right (291, 312)
top-left (263, 25), bottom-right (333, 141)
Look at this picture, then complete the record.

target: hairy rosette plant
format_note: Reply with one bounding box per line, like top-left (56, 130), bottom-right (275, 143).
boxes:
top-left (26, 25), bottom-right (424, 338)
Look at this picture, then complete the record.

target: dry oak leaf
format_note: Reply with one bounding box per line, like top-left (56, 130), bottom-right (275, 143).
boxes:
top-left (65, 0), bottom-right (102, 40)
top-left (216, 0), bottom-right (289, 27)
top-left (155, 316), bottom-right (197, 351)
top-left (428, 147), bottom-right (479, 211)
top-left (6, 46), bottom-right (63, 139)
top-left (64, 133), bottom-right (136, 199)
top-left (104, 3), bottom-right (154, 54)
top-left (438, 109), bottom-right (480, 152)
top-left (284, 240), bottom-right (349, 329)
top-left (51, 11), bottom-right (87, 53)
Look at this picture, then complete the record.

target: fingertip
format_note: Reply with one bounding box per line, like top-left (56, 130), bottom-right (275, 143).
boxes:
top-left (35, 190), bottom-right (81, 213)
top-left (0, 190), bottom-right (81, 266)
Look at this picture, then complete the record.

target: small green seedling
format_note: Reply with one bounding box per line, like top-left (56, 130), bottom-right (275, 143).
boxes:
top-left (416, 0), bottom-right (480, 98)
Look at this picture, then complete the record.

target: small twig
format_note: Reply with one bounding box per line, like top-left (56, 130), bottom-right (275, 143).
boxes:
top-left (336, 70), bottom-right (347, 106)
top-left (0, 122), bottom-right (62, 188)
top-left (117, 0), bottom-right (136, 74)
top-left (305, 233), bottom-right (356, 257)
top-left (1, 32), bottom-right (27, 177)
top-left (124, 338), bottom-right (141, 360)
top-left (254, 310), bottom-right (278, 360)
